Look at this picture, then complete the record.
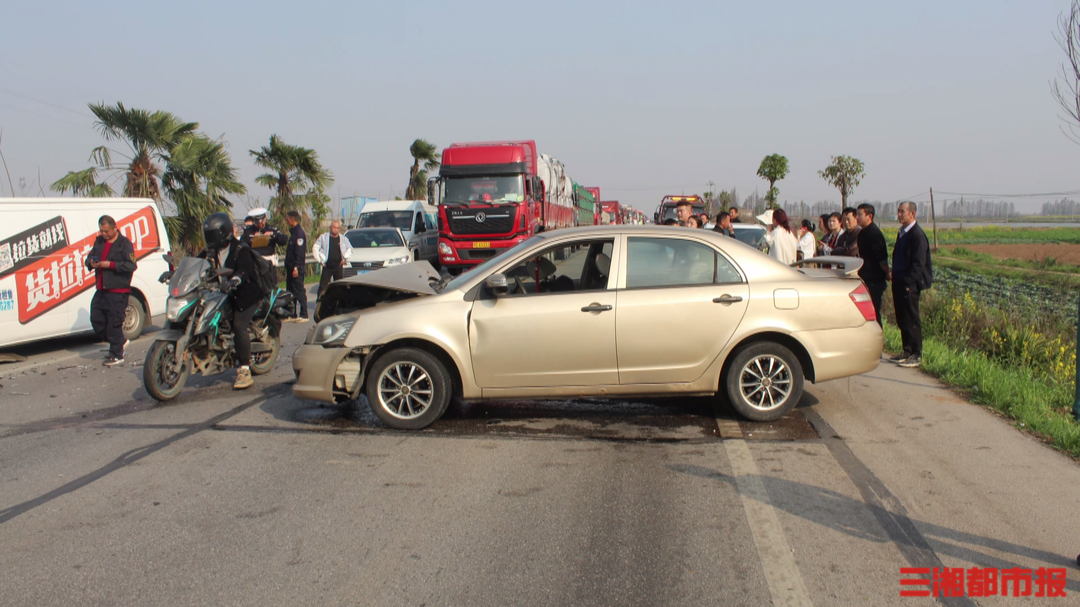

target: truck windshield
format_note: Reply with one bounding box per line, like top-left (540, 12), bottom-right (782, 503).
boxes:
top-left (356, 211), bottom-right (412, 230)
top-left (442, 175), bottom-right (525, 204)
top-left (659, 204), bottom-right (706, 223)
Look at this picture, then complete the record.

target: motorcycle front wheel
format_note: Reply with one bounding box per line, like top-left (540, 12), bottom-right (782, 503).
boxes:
top-left (143, 341), bottom-right (191, 401)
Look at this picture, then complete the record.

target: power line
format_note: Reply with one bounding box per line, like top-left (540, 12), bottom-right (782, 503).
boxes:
top-left (935, 189), bottom-right (1080, 198)
top-left (0, 88), bottom-right (94, 118)
top-left (0, 102), bottom-right (91, 129)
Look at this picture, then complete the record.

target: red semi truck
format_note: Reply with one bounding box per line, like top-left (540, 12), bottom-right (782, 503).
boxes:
top-left (429, 140), bottom-right (576, 274)
top-left (600, 201), bottom-right (622, 225)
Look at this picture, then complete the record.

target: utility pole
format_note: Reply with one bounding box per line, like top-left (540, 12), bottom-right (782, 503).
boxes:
top-left (929, 187), bottom-right (938, 251)
top-left (960, 197), bottom-right (964, 230)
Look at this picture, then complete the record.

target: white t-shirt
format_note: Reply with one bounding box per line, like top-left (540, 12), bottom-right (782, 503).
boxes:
top-left (798, 232), bottom-right (816, 261)
top-left (765, 227), bottom-right (799, 265)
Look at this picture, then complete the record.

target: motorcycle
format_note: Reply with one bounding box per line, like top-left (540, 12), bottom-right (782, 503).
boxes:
top-left (143, 254), bottom-right (294, 401)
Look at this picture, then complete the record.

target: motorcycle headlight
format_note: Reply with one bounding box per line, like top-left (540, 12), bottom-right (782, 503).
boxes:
top-left (310, 315), bottom-right (356, 346)
top-left (166, 294), bottom-right (198, 322)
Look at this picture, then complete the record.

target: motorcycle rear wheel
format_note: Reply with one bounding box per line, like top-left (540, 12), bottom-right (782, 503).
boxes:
top-left (143, 341), bottom-right (191, 401)
top-left (249, 332), bottom-right (280, 376)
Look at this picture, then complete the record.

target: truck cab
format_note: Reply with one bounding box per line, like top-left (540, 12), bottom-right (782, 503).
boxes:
top-left (654, 195), bottom-right (706, 224)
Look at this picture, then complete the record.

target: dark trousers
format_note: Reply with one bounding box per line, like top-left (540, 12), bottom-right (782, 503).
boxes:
top-left (286, 270), bottom-right (307, 318)
top-left (318, 263), bottom-right (344, 297)
top-left (892, 281), bottom-right (923, 356)
top-left (865, 280), bottom-right (887, 327)
top-left (90, 291), bottom-right (129, 358)
top-left (233, 302), bottom-right (260, 367)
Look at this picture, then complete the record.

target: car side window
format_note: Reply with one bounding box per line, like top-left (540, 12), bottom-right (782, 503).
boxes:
top-left (626, 237), bottom-right (742, 289)
top-left (502, 239), bottom-right (614, 296)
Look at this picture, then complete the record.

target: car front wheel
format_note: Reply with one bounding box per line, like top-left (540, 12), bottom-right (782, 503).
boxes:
top-left (365, 347), bottom-right (452, 430)
top-left (725, 342), bottom-right (804, 421)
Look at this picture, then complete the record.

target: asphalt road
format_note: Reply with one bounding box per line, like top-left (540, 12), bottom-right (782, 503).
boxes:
top-left (2, 295), bottom-right (1079, 606)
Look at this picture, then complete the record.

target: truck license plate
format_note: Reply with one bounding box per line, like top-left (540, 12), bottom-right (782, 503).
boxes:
top-left (473, 242), bottom-right (490, 248)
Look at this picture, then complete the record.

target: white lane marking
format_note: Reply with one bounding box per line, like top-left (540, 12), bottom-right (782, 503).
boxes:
top-left (724, 439), bottom-right (813, 607)
top-left (716, 418), bottom-right (744, 438)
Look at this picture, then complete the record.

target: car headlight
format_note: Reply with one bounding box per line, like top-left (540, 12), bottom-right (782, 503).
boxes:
top-left (384, 255), bottom-right (411, 266)
top-left (166, 294), bottom-right (198, 322)
top-left (310, 315), bottom-right (356, 346)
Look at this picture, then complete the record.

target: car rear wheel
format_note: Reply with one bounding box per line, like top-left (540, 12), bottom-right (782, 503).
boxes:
top-left (365, 347), bottom-right (452, 430)
top-left (123, 297), bottom-right (147, 341)
top-left (725, 342), bottom-right (804, 421)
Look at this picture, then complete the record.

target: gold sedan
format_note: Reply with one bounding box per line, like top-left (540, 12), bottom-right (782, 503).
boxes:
top-left (293, 225), bottom-right (882, 429)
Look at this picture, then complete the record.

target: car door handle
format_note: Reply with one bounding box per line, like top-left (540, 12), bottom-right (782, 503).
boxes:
top-left (713, 295), bottom-right (743, 304)
top-left (581, 304), bottom-right (613, 313)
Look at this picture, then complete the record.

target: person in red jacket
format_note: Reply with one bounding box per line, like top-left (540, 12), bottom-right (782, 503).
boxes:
top-left (85, 215), bottom-right (137, 366)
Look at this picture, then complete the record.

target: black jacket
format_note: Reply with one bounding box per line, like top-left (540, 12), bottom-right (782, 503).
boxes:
top-left (857, 222), bottom-right (889, 283)
top-left (84, 234), bottom-right (137, 291)
top-left (285, 224), bottom-right (307, 270)
top-left (892, 222), bottom-right (933, 290)
top-left (201, 240), bottom-right (265, 312)
top-left (832, 225), bottom-right (860, 257)
top-left (242, 224), bottom-right (288, 256)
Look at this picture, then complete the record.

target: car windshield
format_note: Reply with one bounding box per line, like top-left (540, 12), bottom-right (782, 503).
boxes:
top-left (436, 233), bottom-right (546, 293)
top-left (346, 229), bottom-right (405, 248)
top-left (356, 211), bottom-right (412, 230)
top-left (658, 204), bottom-right (705, 223)
top-left (734, 226), bottom-right (767, 247)
top-left (442, 175), bottom-right (525, 204)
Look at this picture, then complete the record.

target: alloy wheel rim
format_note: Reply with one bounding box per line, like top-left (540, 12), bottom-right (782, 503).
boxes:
top-left (157, 344), bottom-right (182, 388)
top-left (377, 362), bottom-right (434, 420)
top-left (738, 355), bottom-right (793, 411)
top-left (123, 304), bottom-right (139, 333)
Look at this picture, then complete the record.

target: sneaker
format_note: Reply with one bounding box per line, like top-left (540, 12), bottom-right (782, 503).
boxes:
top-left (899, 355), bottom-right (922, 368)
top-left (103, 356), bottom-right (124, 367)
top-left (889, 352), bottom-right (911, 363)
top-left (234, 366), bottom-right (253, 389)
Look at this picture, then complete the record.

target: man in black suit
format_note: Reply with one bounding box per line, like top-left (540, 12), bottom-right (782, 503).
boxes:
top-left (891, 201), bottom-right (933, 368)
top-left (855, 203), bottom-right (890, 327)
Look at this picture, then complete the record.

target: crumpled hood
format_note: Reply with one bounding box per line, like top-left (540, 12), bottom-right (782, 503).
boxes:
top-left (315, 261), bottom-right (441, 321)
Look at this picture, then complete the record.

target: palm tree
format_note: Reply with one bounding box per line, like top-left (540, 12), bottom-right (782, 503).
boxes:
top-left (250, 135), bottom-right (334, 227)
top-left (405, 139), bottom-right (439, 200)
top-left (161, 135), bottom-right (247, 254)
top-left (51, 102), bottom-right (198, 214)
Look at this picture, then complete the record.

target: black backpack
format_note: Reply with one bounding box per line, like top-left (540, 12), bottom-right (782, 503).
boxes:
top-left (241, 244), bottom-right (276, 296)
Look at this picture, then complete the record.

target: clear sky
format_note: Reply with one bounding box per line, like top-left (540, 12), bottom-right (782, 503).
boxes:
top-left (0, 0), bottom-right (1076, 214)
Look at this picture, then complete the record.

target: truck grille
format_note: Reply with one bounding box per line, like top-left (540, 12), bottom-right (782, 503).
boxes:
top-left (446, 207), bottom-right (516, 235)
top-left (459, 248), bottom-right (506, 261)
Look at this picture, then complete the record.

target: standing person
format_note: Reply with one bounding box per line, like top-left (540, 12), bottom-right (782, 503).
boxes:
top-left (855, 203), bottom-right (890, 327)
top-left (675, 200), bottom-right (693, 226)
top-left (241, 207), bottom-right (288, 264)
top-left (200, 213), bottom-right (265, 390)
top-left (698, 213), bottom-right (711, 229)
top-left (891, 201), bottom-right (933, 368)
top-left (760, 209), bottom-right (798, 265)
top-left (832, 207), bottom-right (861, 257)
top-left (713, 212), bottom-right (736, 237)
top-left (284, 211), bottom-right (308, 322)
top-left (86, 215), bottom-right (137, 367)
top-left (685, 215), bottom-right (701, 229)
top-left (313, 220), bottom-right (353, 297)
top-left (818, 212), bottom-right (844, 255)
top-left (729, 207), bottom-right (742, 223)
top-left (797, 219), bottom-right (817, 261)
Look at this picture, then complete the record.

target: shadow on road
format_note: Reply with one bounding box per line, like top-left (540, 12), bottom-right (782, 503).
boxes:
top-left (670, 464), bottom-right (1080, 588)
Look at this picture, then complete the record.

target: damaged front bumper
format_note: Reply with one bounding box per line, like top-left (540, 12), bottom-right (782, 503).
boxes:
top-left (292, 344), bottom-right (373, 403)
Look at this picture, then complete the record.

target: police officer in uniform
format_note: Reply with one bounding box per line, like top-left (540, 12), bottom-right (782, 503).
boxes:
top-left (86, 215), bottom-right (137, 367)
top-left (241, 207), bottom-right (287, 263)
top-left (284, 210), bottom-right (308, 321)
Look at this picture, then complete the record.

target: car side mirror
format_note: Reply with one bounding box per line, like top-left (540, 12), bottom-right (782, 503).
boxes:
top-left (427, 176), bottom-right (438, 206)
top-left (485, 273), bottom-right (509, 297)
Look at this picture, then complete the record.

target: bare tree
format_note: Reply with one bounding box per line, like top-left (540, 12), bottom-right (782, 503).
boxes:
top-left (1052, 1), bottom-right (1080, 144)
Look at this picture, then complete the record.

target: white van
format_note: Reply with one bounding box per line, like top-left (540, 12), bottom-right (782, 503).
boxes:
top-left (0, 198), bottom-right (171, 349)
top-left (352, 200), bottom-right (439, 266)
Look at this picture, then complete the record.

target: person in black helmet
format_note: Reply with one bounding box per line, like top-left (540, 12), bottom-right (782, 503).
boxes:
top-left (200, 212), bottom-right (265, 390)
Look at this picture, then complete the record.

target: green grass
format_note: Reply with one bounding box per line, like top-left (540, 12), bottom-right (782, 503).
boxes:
top-left (933, 256), bottom-right (1080, 290)
top-left (882, 225), bottom-right (1080, 245)
top-left (882, 323), bottom-right (1080, 459)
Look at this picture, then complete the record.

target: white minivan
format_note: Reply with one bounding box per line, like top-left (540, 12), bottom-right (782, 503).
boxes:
top-left (0, 198), bottom-right (171, 349)
top-left (352, 200), bottom-right (439, 266)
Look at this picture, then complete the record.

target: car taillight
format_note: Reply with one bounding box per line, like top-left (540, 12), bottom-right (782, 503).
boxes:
top-left (849, 283), bottom-right (876, 322)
